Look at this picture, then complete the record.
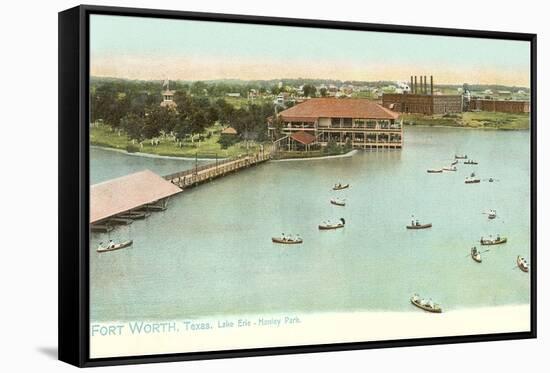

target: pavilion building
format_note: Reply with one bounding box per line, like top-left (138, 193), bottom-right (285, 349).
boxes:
top-left (269, 98), bottom-right (402, 150)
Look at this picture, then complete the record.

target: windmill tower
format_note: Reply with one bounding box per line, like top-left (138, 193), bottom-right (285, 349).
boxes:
top-left (160, 79), bottom-right (177, 108)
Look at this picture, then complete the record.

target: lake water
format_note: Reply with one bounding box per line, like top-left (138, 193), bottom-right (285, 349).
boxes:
top-left (89, 127), bottom-right (531, 322)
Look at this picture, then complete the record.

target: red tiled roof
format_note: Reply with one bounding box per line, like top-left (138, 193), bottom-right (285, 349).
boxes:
top-left (279, 98), bottom-right (399, 121)
top-left (290, 131), bottom-right (317, 145)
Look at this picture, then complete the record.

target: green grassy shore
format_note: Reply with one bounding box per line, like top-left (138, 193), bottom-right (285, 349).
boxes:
top-left (91, 111), bottom-right (529, 159)
top-left (90, 124), bottom-right (264, 158)
top-left (401, 112), bottom-right (530, 130)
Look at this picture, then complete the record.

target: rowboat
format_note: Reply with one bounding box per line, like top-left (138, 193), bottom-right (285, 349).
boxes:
top-left (410, 294), bottom-right (442, 313)
top-left (272, 237), bottom-right (303, 244)
top-left (140, 204), bottom-right (167, 212)
top-left (451, 159), bottom-right (458, 166)
top-left (97, 240), bottom-right (133, 253)
top-left (330, 198), bottom-right (346, 206)
top-left (91, 224), bottom-right (113, 233)
top-left (455, 154), bottom-right (468, 159)
top-left (333, 183), bottom-right (349, 191)
top-left (427, 169), bottom-right (443, 173)
top-left (471, 247), bottom-right (482, 263)
top-left (107, 218), bottom-right (133, 226)
top-left (488, 210), bottom-right (497, 219)
top-left (480, 236), bottom-right (507, 245)
top-left (464, 160), bottom-right (478, 165)
top-left (319, 218), bottom-right (345, 230)
top-left (465, 177), bottom-right (480, 184)
top-left (406, 222), bottom-right (432, 229)
top-left (442, 166), bottom-right (457, 172)
top-left (517, 256), bottom-right (529, 272)
top-left (118, 211), bottom-right (151, 220)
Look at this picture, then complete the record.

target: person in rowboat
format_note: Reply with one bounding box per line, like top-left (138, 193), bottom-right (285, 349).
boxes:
top-left (108, 240), bottom-right (114, 249)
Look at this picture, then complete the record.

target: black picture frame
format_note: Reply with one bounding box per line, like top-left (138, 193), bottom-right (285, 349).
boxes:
top-left (58, 4), bottom-right (537, 367)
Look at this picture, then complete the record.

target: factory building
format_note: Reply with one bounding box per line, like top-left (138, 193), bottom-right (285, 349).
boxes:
top-left (382, 75), bottom-right (463, 115)
top-left (469, 98), bottom-right (530, 113)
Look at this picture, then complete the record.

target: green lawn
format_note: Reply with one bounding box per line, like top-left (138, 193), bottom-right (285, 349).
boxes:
top-left (90, 123), bottom-right (265, 158)
top-left (401, 112), bottom-right (530, 130)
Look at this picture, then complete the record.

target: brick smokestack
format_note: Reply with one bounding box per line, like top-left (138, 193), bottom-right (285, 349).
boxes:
top-left (430, 75), bottom-right (433, 95)
top-left (424, 76), bottom-right (428, 94)
top-left (414, 76), bottom-right (417, 94)
top-left (419, 76), bottom-right (423, 94)
top-left (410, 76), bottom-right (413, 94)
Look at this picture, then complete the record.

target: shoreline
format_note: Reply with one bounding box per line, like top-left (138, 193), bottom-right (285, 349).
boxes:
top-left (91, 145), bottom-right (229, 161)
top-left (272, 149), bottom-right (358, 162)
top-left (403, 124), bottom-right (530, 131)
top-left (90, 304), bottom-right (530, 358)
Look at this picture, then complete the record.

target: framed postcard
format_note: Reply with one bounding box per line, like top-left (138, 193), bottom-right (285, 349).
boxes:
top-left (58, 4), bottom-right (536, 367)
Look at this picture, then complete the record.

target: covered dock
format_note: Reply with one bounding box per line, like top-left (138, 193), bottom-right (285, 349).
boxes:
top-left (90, 169), bottom-right (182, 226)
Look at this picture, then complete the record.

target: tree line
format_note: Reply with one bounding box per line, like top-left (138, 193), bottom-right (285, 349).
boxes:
top-left (91, 80), bottom-right (275, 143)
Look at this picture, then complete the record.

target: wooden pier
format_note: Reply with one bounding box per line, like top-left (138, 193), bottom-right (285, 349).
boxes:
top-left (164, 151), bottom-right (271, 189)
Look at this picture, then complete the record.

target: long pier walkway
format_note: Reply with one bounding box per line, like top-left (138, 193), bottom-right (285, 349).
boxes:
top-left (164, 151), bottom-right (271, 189)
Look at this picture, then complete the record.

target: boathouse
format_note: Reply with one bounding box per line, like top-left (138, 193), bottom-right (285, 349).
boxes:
top-left (269, 98), bottom-right (402, 149)
top-left (90, 169), bottom-right (182, 225)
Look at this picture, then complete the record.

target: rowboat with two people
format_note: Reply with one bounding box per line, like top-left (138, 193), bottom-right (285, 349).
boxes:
top-left (487, 209), bottom-right (497, 219)
top-left (480, 235), bottom-right (507, 246)
top-left (319, 218), bottom-right (345, 230)
top-left (330, 197), bottom-right (346, 206)
top-left (465, 176), bottom-right (481, 184)
top-left (442, 165), bottom-right (457, 172)
top-left (464, 159), bottom-right (478, 165)
top-left (97, 239), bottom-right (133, 253)
top-left (455, 154), bottom-right (468, 159)
top-left (410, 294), bottom-right (442, 313)
top-left (406, 217), bottom-right (432, 230)
top-left (272, 233), bottom-right (303, 244)
top-left (333, 183), bottom-right (350, 191)
top-left (517, 256), bottom-right (529, 273)
top-left (471, 246), bottom-right (482, 263)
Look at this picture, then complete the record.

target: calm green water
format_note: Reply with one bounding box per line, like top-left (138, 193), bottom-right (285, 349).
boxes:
top-left (90, 127), bottom-right (531, 321)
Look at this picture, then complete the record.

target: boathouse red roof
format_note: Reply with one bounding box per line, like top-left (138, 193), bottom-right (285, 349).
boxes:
top-left (290, 131), bottom-right (317, 145)
top-left (90, 169), bottom-right (182, 224)
top-left (279, 98), bottom-right (399, 121)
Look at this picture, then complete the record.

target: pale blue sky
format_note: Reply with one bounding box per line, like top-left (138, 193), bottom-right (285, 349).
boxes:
top-left (90, 15), bottom-right (530, 85)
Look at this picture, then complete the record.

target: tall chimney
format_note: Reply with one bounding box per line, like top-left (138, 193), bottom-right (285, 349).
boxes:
top-left (414, 76), bottom-right (418, 94)
top-left (419, 76), bottom-right (423, 94)
top-left (410, 76), bottom-right (413, 94)
top-left (424, 76), bottom-right (428, 94)
top-left (430, 75), bottom-right (433, 95)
